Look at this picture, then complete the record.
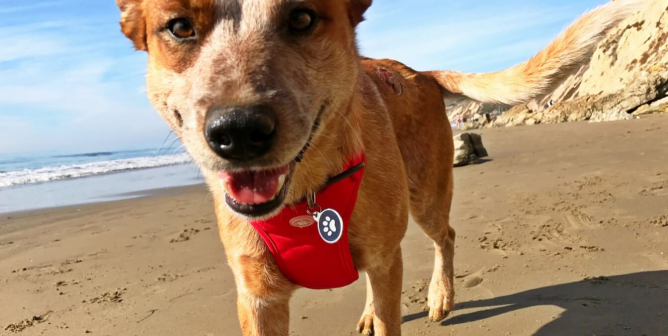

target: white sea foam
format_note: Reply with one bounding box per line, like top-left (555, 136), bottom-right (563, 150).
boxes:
top-left (0, 153), bottom-right (192, 188)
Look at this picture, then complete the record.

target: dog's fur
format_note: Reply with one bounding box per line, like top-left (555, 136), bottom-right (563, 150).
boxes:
top-left (116, 0), bottom-right (644, 335)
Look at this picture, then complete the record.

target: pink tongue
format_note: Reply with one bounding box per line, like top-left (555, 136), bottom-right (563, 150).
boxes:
top-left (219, 167), bottom-right (287, 205)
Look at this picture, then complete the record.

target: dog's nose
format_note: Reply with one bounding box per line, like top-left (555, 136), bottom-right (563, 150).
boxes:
top-left (205, 105), bottom-right (277, 162)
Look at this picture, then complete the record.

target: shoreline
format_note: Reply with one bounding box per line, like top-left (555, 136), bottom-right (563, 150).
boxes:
top-left (0, 164), bottom-right (204, 214)
top-left (0, 184), bottom-right (206, 233)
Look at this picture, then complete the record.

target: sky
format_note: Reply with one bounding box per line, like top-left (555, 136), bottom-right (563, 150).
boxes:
top-left (0, 0), bottom-right (610, 154)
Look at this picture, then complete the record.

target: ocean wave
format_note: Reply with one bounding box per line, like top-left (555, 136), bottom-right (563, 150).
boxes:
top-left (0, 153), bottom-right (192, 188)
top-left (54, 151), bottom-right (118, 158)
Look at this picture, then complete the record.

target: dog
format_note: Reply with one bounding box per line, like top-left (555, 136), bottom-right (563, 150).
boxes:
top-left (116, 0), bottom-right (643, 335)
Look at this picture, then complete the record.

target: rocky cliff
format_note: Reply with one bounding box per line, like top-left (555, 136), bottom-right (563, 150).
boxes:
top-left (486, 0), bottom-right (668, 127)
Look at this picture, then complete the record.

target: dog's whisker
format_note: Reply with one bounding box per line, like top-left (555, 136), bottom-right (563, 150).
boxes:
top-left (155, 131), bottom-right (175, 156)
top-left (333, 109), bottom-right (363, 148)
top-left (170, 144), bottom-right (186, 154)
top-left (311, 146), bottom-right (335, 171)
top-left (164, 138), bottom-right (182, 155)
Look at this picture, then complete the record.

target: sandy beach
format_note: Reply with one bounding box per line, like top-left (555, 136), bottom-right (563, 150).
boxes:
top-left (2, 115), bottom-right (668, 336)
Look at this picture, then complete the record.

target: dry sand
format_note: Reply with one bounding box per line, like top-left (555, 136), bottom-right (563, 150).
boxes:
top-left (1, 115), bottom-right (668, 336)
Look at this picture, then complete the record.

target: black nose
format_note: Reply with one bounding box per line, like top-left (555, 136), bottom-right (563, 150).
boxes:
top-left (205, 105), bottom-right (277, 162)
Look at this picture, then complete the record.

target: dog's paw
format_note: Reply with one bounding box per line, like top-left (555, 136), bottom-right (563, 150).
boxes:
top-left (427, 281), bottom-right (454, 322)
top-left (357, 314), bottom-right (374, 335)
top-left (356, 313), bottom-right (375, 335)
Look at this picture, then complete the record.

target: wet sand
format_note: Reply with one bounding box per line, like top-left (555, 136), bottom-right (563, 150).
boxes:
top-left (1, 115), bottom-right (668, 336)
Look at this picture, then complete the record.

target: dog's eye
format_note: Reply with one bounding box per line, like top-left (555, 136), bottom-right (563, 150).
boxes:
top-left (168, 18), bottom-right (196, 40)
top-left (289, 9), bottom-right (317, 33)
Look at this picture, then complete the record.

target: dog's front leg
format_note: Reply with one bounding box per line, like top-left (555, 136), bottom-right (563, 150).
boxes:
top-left (237, 292), bottom-right (290, 336)
top-left (231, 255), bottom-right (296, 336)
top-left (357, 275), bottom-right (376, 335)
top-left (366, 248), bottom-right (403, 336)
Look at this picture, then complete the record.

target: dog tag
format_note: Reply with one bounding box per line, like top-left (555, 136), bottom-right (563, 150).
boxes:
top-left (289, 215), bottom-right (316, 228)
top-left (314, 209), bottom-right (343, 244)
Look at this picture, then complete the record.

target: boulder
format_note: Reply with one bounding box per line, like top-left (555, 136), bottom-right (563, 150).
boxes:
top-left (453, 133), bottom-right (489, 167)
top-left (468, 133), bottom-right (489, 158)
top-left (453, 133), bottom-right (473, 167)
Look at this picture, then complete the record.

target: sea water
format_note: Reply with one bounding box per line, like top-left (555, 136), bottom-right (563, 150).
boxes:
top-left (0, 149), bottom-right (203, 214)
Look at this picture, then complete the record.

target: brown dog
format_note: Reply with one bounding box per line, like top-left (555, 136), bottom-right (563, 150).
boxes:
top-left (116, 0), bottom-right (643, 335)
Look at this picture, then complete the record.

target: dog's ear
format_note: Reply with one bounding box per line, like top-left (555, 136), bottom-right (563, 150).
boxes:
top-left (347, 0), bottom-right (372, 26)
top-left (117, 0), bottom-right (147, 51)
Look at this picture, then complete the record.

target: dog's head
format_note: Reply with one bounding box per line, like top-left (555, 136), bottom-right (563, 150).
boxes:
top-left (117, 0), bottom-right (371, 218)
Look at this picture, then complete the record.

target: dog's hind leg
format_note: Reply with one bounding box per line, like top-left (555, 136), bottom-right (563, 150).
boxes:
top-left (392, 76), bottom-right (457, 322)
top-left (400, 122), bottom-right (456, 322)
top-left (371, 64), bottom-right (457, 322)
top-left (410, 175), bottom-right (456, 322)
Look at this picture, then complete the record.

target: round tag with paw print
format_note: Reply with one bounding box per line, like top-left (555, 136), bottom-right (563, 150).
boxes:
top-left (315, 209), bottom-right (343, 244)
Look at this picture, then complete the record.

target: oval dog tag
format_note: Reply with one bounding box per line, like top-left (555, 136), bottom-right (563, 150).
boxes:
top-left (315, 209), bottom-right (344, 244)
top-left (289, 215), bottom-right (316, 228)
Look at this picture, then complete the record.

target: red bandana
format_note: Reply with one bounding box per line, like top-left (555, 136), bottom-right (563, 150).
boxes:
top-left (250, 154), bottom-right (365, 290)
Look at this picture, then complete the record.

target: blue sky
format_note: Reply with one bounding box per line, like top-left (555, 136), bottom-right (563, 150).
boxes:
top-left (0, 0), bottom-right (609, 154)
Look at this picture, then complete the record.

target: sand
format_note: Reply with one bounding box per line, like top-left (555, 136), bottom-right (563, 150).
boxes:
top-left (1, 115), bottom-right (668, 336)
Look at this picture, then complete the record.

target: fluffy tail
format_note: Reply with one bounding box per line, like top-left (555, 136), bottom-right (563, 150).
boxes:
top-left (425, 0), bottom-right (647, 105)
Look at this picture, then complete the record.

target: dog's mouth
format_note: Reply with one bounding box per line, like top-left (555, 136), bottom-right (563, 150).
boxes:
top-left (218, 164), bottom-right (293, 217)
top-left (217, 103), bottom-right (326, 218)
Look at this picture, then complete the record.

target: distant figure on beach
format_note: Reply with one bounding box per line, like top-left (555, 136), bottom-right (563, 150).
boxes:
top-left (456, 115), bottom-right (462, 129)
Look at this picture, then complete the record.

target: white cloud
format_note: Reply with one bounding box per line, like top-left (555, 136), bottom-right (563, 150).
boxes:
top-left (0, 12), bottom-right (166, 153)
top-left (0, 2), bottom-right (63, 15)
top-left (357, 1), bottom-right (605, 72)
top-left (0, 34), bottom-right (69, 63)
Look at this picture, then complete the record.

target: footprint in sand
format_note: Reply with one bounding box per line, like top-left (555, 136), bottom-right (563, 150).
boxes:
top-left (158, 273), bottom-right (182, 282)
top-left (640, 181), bottom-right (668, 196)
top-left (4, 312), bottom-right (52, 333)
top-left (531, 219), bottom-right (580, 247)
top-left (401, 280), bottom-right (430, 308)
top-left (87, 288), bottom-right (127, 304)
top-left (169, 228), bottom-right (201, 243)
top-left (463, 275), bottom-right (484, 288)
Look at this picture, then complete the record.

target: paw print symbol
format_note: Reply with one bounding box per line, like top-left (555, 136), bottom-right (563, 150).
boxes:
top-left (321, 216), bottom-right (337, 237)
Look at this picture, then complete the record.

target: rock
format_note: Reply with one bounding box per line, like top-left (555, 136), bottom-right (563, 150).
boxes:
top-left (548, 66), bottom-right (668, 123)
top-left (453, 133), bottom-right (474, 167)
top-left (468, 133), bottom-right (489, 158)
top-left (490, 104), bottom-right (532, 127)
top-left (453, 133), bottom-right (489, 167)
top-left (447, 100), bottom-right (483, 122)
top-left (447, 99), bottom-right (509, 129)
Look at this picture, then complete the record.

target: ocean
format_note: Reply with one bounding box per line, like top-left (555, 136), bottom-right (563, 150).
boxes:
top-left (0, 149), bottom-right (204, 214)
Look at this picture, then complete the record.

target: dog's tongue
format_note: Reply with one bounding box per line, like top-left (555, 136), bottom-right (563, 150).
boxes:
top-left (219, 166), bottom-right (288, 205)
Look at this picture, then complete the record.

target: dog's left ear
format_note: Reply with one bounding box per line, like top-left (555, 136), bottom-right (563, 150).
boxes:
top-left (347, 0), bottom-right (372, 27)
top-left (117, 0), bottom-right (147, 51)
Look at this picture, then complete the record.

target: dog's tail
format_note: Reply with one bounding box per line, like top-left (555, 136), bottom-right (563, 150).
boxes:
top-left (425, 0), bottom-right (646, 105)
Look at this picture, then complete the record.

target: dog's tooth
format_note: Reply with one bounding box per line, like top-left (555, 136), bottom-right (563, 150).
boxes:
top-left (220, 179), bottom-right (232, 196)
top-left (271, 174), bottom-right (287, 202)
top-left (278, 174), bottom-right (286, 189)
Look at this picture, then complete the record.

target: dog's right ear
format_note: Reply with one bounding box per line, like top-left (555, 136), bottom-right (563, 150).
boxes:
top-left (347, 0), bottom-right (372, 27)
top-left (117, 0), bottom-right (147, 51)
